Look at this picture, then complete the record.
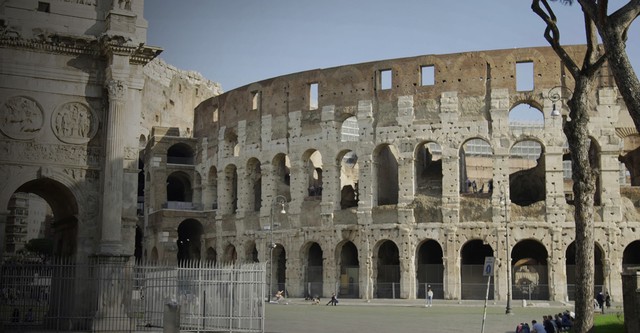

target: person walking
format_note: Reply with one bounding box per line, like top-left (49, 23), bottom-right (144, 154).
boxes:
top-left (326, 293), bottom-right (338, 306)
top-left (596, 291), bottom-right (605, 313)
top-left (426, 286), bottom-right (433, 307)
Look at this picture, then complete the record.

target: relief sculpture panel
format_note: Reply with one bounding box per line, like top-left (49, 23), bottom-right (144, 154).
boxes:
top-left (0, 96), bottom-right (44, 140)
top-left (52, 102), bottom-right (98, 144)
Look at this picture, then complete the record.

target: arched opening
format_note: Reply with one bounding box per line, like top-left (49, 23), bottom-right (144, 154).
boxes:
top-left (4, 178), bottom-right (78, 259)
top-left (460, 240), bottom-right (494, 299)
top-left (176, 219), bottom-right (203, 262)
top-left (565, 241), bottom-right (605, 300)
top-left (223, 130), bottom-right (239, 158)
top-left (223, 244), bottom-right (237, 263)
top-left (304, 242), bottom-right (323, 298)
top-left (509, 140), bottom-right (545, 206)
top-left (303, 150), bottom-right (323, 199)
top-left (618, 134), bottom-right (640, 186)
top-left (150, 247), bottom-right (159, 262)
top-left (166, 171), bottom-right (193, 205)
top-left (508, 103), bottom-right (544, 125)
top-left (338, 241), bottom-right (359, 298)
top-left (374, 144), bottom-right (398, 206)
top-left (338, 150), bottom-right (359, 209)
top-left (416, 239), bottom-right (444, 299)
top-left (511, 239), bottom-right (549, 300)
top-left (167, 142), bottom-right (194, 165)
top-left (206, 247), bottom-right (217, 264)
top-left (138, 134), bottom-right (146, 148)
top-left (623, 240), bottom-right (640, 269)
top-left (273, 245), bottom-right (287, 295)
top-left (415, 142), bottom-right (443, 196)
top-left (459, 138), bottom-right (493, 196)
top-left (244, 241), bottom-right (258, 263)
top-left (223, 165), bottom-right (238, 214)
top-left (246, 158), bottom-right (262, 212)
top-left (340, 116), bottom-right (359, 142)
top-left (375, 240), bottom-right (400, 298)
top-left (272, 154), bottom-right (291, 201)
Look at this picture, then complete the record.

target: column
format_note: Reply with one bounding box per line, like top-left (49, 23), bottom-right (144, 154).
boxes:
top-left (99, 79), bottom-right (127, 255)
top-left (443, 226), bottom-right (460, 299)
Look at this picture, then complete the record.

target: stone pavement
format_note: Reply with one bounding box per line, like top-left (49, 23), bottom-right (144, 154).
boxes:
top-left (264, 298), bottom-right (619, 333)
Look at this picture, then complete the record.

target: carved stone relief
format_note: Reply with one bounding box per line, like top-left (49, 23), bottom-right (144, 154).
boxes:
top-left (0, 96), bottom-right (44, 140)
top-left (52, 102), bottom-right (98, 144)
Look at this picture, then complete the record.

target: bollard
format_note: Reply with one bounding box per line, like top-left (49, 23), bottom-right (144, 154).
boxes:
top-left (522, 299), bottom-right (527, 307)
top-left (163, 299), bottom-right (180, 333)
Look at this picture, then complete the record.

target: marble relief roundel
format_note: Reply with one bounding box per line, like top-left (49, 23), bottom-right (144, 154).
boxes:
top-left (0, 96), bottom-right (44, 140)
top-left (52, 102), bottom-right (98, 144)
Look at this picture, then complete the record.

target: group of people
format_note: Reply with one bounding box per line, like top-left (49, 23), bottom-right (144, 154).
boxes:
top-left (516, 311), bottom-right (574, 333)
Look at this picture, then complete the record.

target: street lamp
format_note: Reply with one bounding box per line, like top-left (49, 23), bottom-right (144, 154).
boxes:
top-left (500, 187), bottom-right (513, 315)
top-left (548, 85), bottom-right (573, 118)
top-left (268, 195), bottom-right (287, 301)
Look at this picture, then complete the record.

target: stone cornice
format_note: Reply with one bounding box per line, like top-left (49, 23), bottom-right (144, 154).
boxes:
top-left (0, 32), bottom-right (162, 65)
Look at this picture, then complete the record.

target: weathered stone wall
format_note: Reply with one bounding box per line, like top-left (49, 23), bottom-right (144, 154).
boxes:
top-left (143, 44), bottom-right (640, 302)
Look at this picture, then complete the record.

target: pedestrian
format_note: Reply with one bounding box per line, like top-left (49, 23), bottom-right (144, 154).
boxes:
top-left (426, 286), bottom-right (433, 307)
top-left (326, 293), bottom-right (338, 306)
top-left (596, 291), bottom-right (605, 313)
top-left (605, 292), bottom-right (611, 308)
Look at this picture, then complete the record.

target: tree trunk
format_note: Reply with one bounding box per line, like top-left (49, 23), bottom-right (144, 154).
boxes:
top-left (565, 76), bottom-right (597, 333)
top-left (597, 13), bottom-right (640, 133)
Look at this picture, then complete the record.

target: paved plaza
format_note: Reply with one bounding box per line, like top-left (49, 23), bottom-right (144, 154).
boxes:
top-left (265, 298), bottom-right (621, 333)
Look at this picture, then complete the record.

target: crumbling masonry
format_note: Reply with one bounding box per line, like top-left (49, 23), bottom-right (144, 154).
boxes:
top-left (144, 45), bottom-right (640, 302)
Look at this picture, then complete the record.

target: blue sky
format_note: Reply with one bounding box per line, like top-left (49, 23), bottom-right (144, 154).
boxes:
top-left (145, 1), bottom-right (639, 92)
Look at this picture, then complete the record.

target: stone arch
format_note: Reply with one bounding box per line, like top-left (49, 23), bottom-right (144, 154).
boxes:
top-left (223, 128), bottom-right (239, 157)
top-left (623, 240), bottom-right (640, 269)
top-left (301, 241), bottom-right (323, 298)
top-left (373, 239), bottom-right (400, 298)
top-left (223, 243), bottom-right (237, 263)
top-left (167, 142), bottom-right (194, 165)
top-left (373, 144), bottom-right (399, 206)
top-left (460, 239), bottom-right (494, 299)
top-left (459, 137), bottom-right (493, 195)
top-left (223, 164), bottom-right (238, 213)
top-left (511, 239), bottom-right (549, 300)
top-left (176, 219), bottom-right (203, 262)
top-left (415, 141), bottom-right (443, 196)
top-left (272, 153), bottom-right (291, 201)
top-left (617, 131), bottom-right (640, 186)
top-left (272, 244), bottom-right (287, 295)
top-left (150, 247), bottom-right (159, 262)
top-left (246, 158), bottom-right (262, 212)
top-left (337, 149), bottom-right (359, 209)
top-left (302, 149), bottom-right (323, 198)
top-left (509, 138), bottom-right (545, 206)
top-left (166, 171), bottom-right (193, 203)
top-left (206, 246), bottom-right (217, 264)
top-left (340, 116), bottom-right (359, 142)
top-left (416, 239), bottom-right (444, 299)
top-left (508, 102), bottom-right (544, 125)
top-left (244, 240), bottom-right (258, 262)
top-left (565, 241), bottom-right (605, 300)
top-left (336, 240), bottom-right (359, 298)
top-left (4, 177), bottom-right (80, 258)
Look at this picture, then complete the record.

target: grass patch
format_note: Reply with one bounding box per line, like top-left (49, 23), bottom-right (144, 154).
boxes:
top-left (593, 312), bottom-right (624, 333)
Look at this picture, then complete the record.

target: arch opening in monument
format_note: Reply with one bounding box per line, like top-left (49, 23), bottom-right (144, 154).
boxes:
top-left (511, 239), bottom-right (549, 300)
top-left (416, 239), bottom-right (444, 299)
top-left (176, 219), bottom-right (203, 262)
top-left (460, 239), bottom-right (494, 300)
top-left (303, 242), bottom-right (323, 298)
top-left (565, 241), bottom-right (605, 301)
top-left (339, 150), bottom-right (359, 210)
top-left (338, 241), bottom-right (359, 298)
top-left (375, 240), bottom-right (400, 298)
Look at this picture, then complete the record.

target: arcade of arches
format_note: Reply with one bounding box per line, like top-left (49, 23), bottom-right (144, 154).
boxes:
top-left (142, 46), bottom-right (640, 301)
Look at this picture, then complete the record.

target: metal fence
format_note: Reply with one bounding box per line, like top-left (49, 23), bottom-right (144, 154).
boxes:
top-left (0, 258), bottom-right (265, 332)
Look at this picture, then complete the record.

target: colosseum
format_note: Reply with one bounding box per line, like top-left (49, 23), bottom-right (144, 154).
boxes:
top-left (144, 44), bottom-right (640, 302)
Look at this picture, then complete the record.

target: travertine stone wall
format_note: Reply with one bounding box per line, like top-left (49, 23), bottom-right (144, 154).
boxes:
top-left (148, 46), bottom-right (640, 301)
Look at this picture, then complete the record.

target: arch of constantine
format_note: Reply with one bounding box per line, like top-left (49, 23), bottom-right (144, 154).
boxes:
top-left (145, 45), bottom-right (640, 302)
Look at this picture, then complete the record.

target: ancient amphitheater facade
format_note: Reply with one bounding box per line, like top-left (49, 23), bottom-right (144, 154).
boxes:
top-left (145, 45), bottom-right (640, 302)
